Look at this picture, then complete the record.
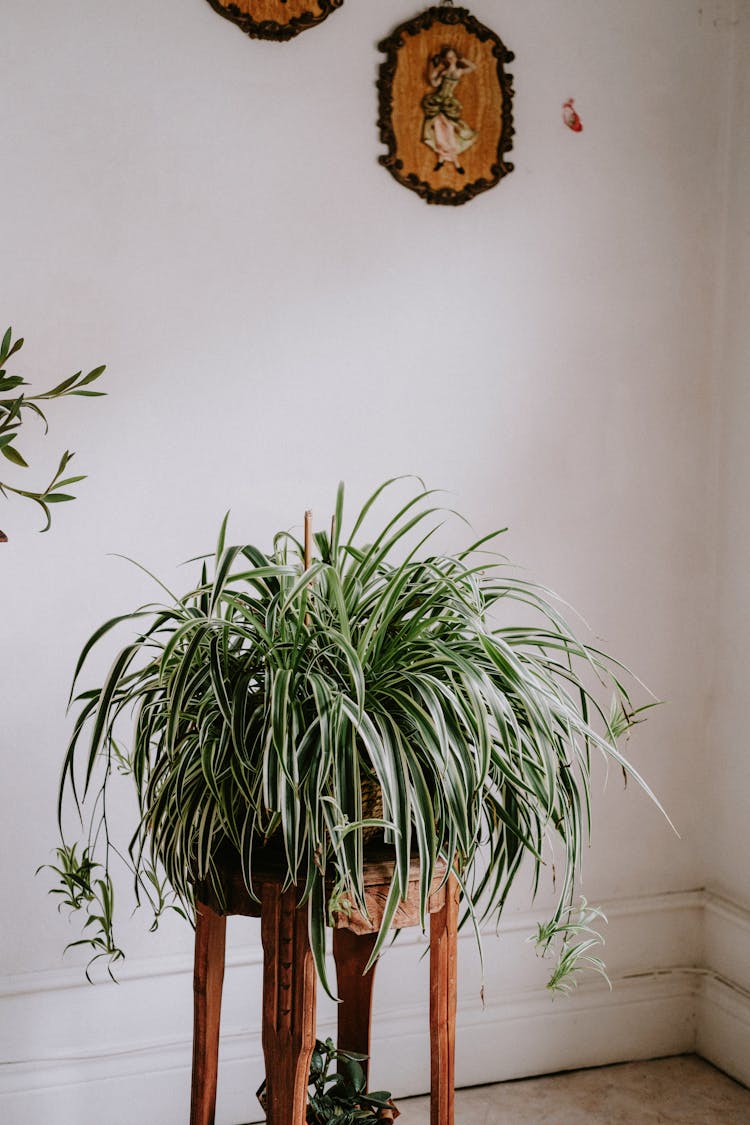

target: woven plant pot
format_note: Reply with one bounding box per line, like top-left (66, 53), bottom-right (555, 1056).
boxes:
top-left (361, 777), bottom-right (384, 842)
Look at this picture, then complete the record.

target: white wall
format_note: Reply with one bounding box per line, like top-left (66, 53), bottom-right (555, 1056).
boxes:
top-left (709, 0), bottom-right (750, 908)
top-left (698, 0), bottom-right (750, 1079)
top-left (0, 1), bottom-right (746, 1121)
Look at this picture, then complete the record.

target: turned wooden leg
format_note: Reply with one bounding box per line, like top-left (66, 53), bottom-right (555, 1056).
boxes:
top-left (190, 901), bottom-right (227, 1125)
top-left (429, 874), bottom-right (459, 1125)
top-left (261, 882), bottom-right (317, 1125)
top-left (333, 927), bottom-right (378, 1085)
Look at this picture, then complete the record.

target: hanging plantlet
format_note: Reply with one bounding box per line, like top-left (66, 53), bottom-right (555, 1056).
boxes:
top-left (204, 0), bottom-right (343, 43)
top-left (377, 3), bottom-right (515, 205)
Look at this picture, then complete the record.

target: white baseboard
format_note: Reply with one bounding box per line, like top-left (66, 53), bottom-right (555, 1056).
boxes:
top-left (696, 890), bottom-right (750, 1088)
top-left (0, 888), bottom-right (747, 1125)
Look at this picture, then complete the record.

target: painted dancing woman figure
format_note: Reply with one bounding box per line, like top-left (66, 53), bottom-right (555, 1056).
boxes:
top-left (421, 46), bottom-right (478, 174)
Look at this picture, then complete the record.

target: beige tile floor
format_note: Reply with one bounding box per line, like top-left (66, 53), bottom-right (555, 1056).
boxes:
top-left (397, 1056), bottom-right (750, 1124)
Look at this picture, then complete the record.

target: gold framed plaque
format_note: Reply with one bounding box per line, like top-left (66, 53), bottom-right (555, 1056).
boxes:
top-left (205, 0), bottom-right (344, 43)
top-left (377, 5), bottom-right (515, 205)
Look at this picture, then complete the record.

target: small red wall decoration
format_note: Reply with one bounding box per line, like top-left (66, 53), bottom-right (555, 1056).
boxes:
top-left (562, 98), bottom-right (583, 132)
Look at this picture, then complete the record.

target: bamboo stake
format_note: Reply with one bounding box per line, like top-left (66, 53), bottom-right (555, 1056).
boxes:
top-left (304, 510), bottom-right (312, 627)
top-left (304, 510), bottom-right (312, 570)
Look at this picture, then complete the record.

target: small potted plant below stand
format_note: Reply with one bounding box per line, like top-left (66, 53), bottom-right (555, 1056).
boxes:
top-left (257, 1038), bottom-right (400, 1122)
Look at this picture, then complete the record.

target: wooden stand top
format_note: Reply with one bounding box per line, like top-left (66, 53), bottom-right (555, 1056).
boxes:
top-left (194, 845), bottom-right (450, 935)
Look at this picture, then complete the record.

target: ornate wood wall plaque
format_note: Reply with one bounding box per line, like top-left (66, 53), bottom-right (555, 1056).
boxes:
top-left (205, 0), bottom-right (343, 42)
top-left (377, 5), bottom-right (515, 205)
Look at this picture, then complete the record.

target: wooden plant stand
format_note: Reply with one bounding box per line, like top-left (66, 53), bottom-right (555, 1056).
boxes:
top-left (190, 848), bottom-right (459, 1125)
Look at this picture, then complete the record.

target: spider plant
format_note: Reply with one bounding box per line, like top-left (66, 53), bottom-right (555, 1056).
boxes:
top-left (50, 478), bottom-right (663, 993)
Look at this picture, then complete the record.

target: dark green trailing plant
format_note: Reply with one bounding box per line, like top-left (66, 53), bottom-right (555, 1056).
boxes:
top-left (257, 1038), bottom-right (398, 1123)
top-left (0, 325), bottom-right (105, 535)
top-left (47, 478), bottom-right (665, 992)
